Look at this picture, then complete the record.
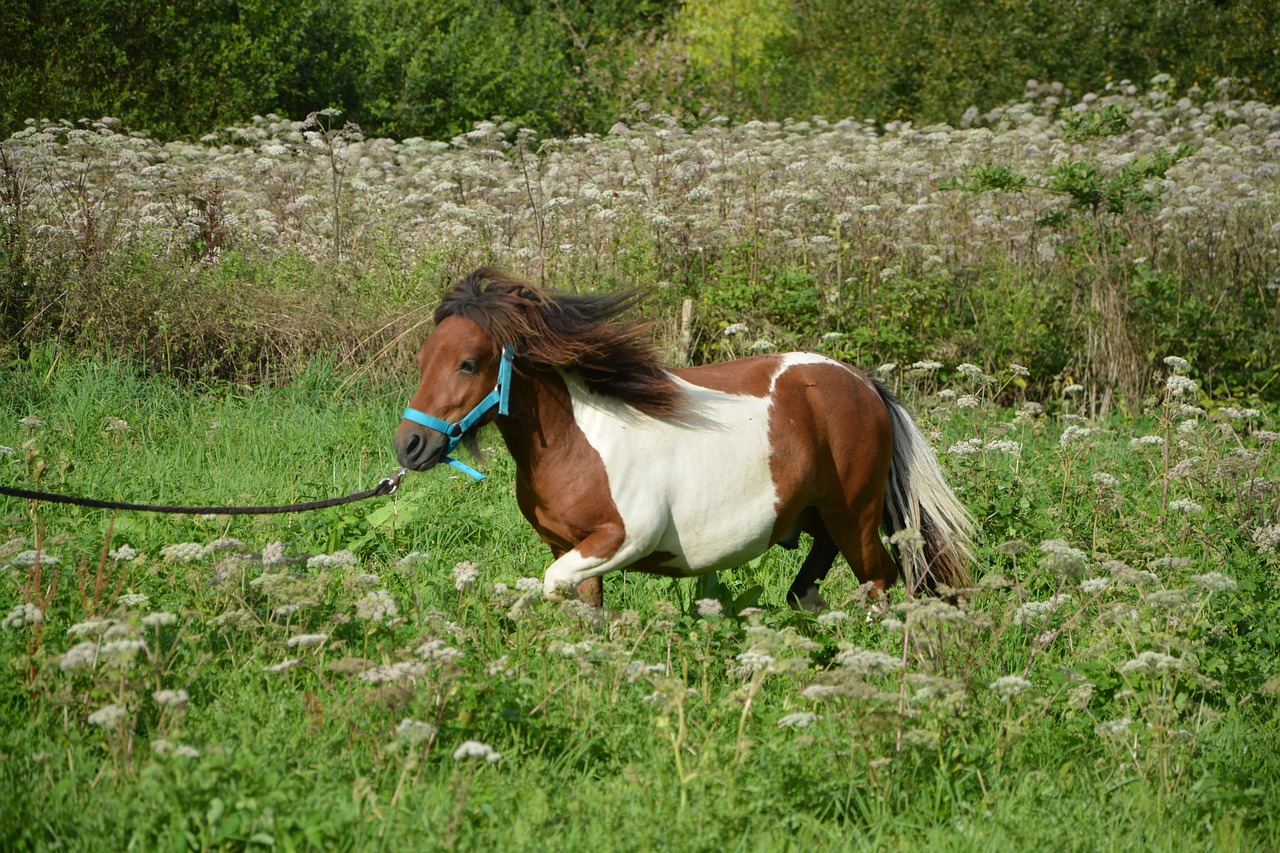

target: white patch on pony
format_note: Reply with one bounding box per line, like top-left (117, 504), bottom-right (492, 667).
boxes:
top-left (560, 369), bottom-right (782, 580)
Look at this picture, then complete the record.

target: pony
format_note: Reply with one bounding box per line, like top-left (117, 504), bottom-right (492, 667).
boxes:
top-left (394, 268), bottom-right (974, 608)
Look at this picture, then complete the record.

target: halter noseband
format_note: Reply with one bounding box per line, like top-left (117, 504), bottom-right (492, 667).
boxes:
top-left (402, 345), bottom-right (514, 480)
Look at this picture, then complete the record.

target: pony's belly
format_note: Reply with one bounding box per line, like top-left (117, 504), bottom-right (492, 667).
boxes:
top-left (564, 372), bottom-right (781, 575)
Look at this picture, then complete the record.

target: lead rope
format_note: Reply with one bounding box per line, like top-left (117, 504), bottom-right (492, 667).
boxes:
top-left (0, 468), bottom-right (406, 515)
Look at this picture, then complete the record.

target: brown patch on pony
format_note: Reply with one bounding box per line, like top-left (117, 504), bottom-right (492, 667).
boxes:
top-left (436, 268), bottom-right (687, 419)
top-left (671, 356), bottom-right (777, 397)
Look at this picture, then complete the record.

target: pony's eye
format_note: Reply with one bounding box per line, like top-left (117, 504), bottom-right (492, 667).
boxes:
top-left (459, 359), bottom-right (478, 374)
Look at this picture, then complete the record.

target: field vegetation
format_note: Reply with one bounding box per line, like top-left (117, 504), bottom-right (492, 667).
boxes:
top-left (3, 80), bottom-right (1278, 404)
top-left (1, 346), bottom-right (1278, 849)
top-left (2, 8), bottom-right (1279, 845)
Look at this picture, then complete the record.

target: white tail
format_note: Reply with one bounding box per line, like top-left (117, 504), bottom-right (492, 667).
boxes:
top-left (876, 384), bottom-right (975, 592)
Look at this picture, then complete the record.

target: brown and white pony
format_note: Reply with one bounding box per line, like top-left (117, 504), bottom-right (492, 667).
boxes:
top-left (394, 269), bottom-right (974, 608)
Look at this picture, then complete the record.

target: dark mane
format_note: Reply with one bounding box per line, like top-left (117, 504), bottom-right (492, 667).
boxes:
top-left (435, 268), bottom-right (686, 418)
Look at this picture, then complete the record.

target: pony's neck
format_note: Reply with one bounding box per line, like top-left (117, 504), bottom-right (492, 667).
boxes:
top-left (493, 368), bottom-right (580, 474)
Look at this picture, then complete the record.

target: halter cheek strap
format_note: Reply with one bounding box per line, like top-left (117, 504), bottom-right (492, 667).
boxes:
top-left (402, 345), bottom-right (514, 480)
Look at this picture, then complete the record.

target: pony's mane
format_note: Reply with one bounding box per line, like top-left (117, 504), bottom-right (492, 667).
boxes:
top-left (435, 268), bottom-right (686, 418)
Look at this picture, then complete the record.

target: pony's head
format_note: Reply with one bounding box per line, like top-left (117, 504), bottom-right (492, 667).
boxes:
top-left (395, 268), bottom-right (685, 472)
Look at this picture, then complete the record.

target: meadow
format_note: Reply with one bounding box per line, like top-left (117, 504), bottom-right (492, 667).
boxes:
top-left (1, 347), bottom-right (1278, 850)
top-left (1, 75), bottom-right (1279, 850)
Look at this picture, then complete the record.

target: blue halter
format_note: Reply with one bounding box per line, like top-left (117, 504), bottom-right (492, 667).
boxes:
top-left (402, 345), bottom-right (514, 480)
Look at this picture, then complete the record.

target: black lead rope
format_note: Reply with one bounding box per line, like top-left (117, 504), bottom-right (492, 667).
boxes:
top-left (0, 469), bottom-right (406, 515)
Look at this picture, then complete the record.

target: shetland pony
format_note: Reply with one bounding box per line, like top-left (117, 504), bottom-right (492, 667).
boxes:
top-left (394, 269), bottom-right (973, 608)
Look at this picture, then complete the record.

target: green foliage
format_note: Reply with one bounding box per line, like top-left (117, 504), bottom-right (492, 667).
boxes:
top-left (4, 0), bottom-right (1278, 141)
top-left (1060, 104), bottom-right (1133, 142)
top-left (1, 354), bottom-right (1279, 848)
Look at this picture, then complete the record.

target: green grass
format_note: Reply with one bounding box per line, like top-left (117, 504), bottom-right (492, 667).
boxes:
top-left (1, 352), bottom-right (1278, 851)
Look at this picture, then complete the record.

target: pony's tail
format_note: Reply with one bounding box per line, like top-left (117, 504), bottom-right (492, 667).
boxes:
top-left (875, 383), bottom-right (975, 593)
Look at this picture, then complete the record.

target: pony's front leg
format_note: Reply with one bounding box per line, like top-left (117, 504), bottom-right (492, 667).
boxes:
top-left (543, 527), bottom-right (635, 602)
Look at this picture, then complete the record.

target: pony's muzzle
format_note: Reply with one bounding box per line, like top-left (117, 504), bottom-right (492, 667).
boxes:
top-left (394, 421), bottom-right (449, 471)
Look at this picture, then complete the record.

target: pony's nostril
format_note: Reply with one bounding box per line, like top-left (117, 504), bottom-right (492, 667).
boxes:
top-left (405, 433), bottom-right (424, 461)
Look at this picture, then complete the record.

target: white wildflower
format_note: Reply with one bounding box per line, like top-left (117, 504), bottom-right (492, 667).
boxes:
top-left (1190, 572), bottom-right (1236, 592)
top-left (2, 603), bottom-right (43, 629)
top-left (8, 550), bottom-right (58, 567)
top-left (695, 599), bottom-right (723, 617)
top-left (1080, 577), bottom-right (1111, 594)
top-left (286, 633), bottom-right (328, 648)
top-left (816, 610), bottom-right (848, 625)
top-left (264, 658), bottom-right (301, 673)
top-left (355, 590), bottom-right (398, 624)
top-left (307, 549), bottom-right (357, 569)
top-left (722, 323), bottom-right (749, 336)
top-left (60, 641), bottom-right (99, 671)
top-left (261, 541), bottom-right (287, 566)
top-left (160, 542), bottom-right (207, 563)
top-left (118, 593), bottom-right (149, 608)
top-left (416, 639), bottom-right (465, 663)
top-left (1059, 425), bottom-right (1099, 446)
top-left (989, 675), bottom-right (1033, 699)
top-left (88, 704), bottom-right (128, 727)
top-left (141, 611), bottom-right (178, 627)
top-left (1165, 375), bottom-right (1198, 397)
top-left (1013, 594), bottom-right (1073, 625)
top-left (453, 740), bottom-right (502, 763)
top-left (396, 719), bottom-right (436, 745)
top-left (835, 647), bottom-right (902, 675)
top-left (1162, 356), bottom-right (1191, 373)
top-left (357, 661), bottom-right (426, 684)
top-left (109, 544), bottom-right (138, 561)
top-left (1120, 651), bottom-right (1184, 674)
top-left (1096, 718), bottom-right (1132, 737)
top-left (452, 561), bottom-right (480, 590)
top-left (1167, 499), bottom-right (1203, 514)
top-left (152, 688), bottom-right (189, 709)
top-left (777, 712), bottom-right (821, 728)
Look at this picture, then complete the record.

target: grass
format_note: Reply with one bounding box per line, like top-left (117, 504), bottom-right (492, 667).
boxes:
top-left (1, 351), bottom-right (1279, 851)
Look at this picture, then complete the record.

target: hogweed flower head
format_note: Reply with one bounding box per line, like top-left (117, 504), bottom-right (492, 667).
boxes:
top-left (160, 542), bottom-right (207, 563)
top-left (452, 561), bottom-right (480, 590)
top-left (1190, 572), bottom-right (1237, 593)
top-left (355, 590), bottom-right (398, 624)
top-left (60, 641), bottom-right (100, 671)
top-left (1120, 651), bottom-right (1184, 675)
top-left (396, 718), bottom-right (437, 746)
top-left (152, 688), bottom-right (189, 709)
top-left (1165, 375), bottom-right (1199, 398)
top-left (452, 740), bottom-right (501, 763)
top-left (109, 544), bottom-right (138, 561)
top-left (695, 598), bottom-right (723, 617)
top-left (88, 703), bottom-right (128, 727)
top-left (2, 603), bottom-right (43, 629)
top-left (989, 675), bottom-right (1033, 700)
top-left (1096, 717), bottom-right (1132, 737)
top-left (142, 611), bottom-right (178, 627)
top-left (777, 712), bottom-right (821, 728)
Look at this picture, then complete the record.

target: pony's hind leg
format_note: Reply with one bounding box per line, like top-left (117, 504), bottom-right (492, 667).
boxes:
top-left (787, 521), bottom-right (839, 611)
top-left (822, 500), bottom-right (900, 596)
